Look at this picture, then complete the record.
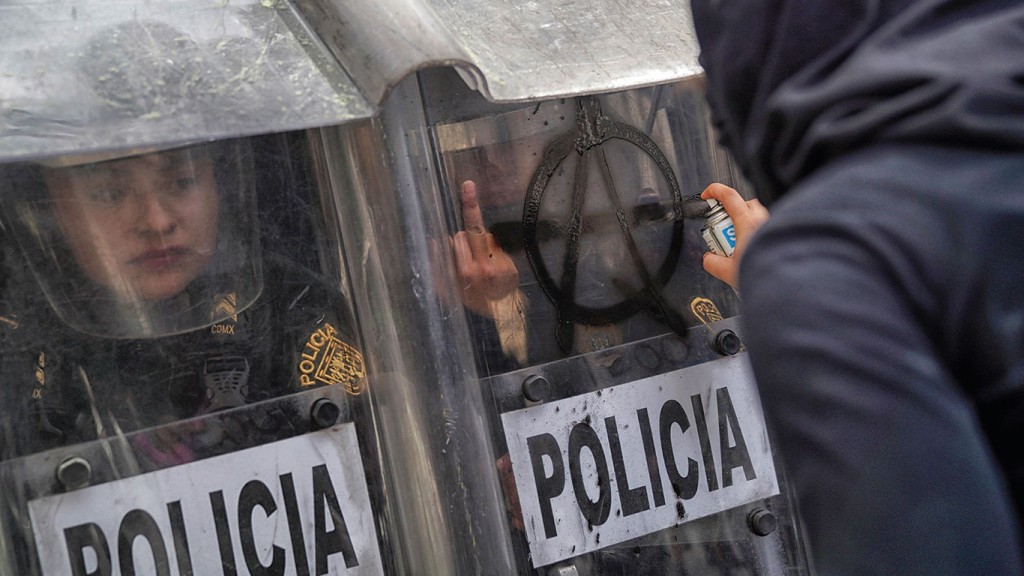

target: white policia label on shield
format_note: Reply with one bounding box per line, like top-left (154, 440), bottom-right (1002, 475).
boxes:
top-left (502, 354), bottom-right (779, 567)
top-left (28, 423), bottom-right (384, 576)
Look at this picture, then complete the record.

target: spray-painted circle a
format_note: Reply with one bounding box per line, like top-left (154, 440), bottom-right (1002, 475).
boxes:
top-left (522, 115), bottom-right (685, 327)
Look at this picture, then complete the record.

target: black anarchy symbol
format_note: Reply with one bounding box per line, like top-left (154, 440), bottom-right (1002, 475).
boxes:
top-left (522, 97), bottom-right (691, 353)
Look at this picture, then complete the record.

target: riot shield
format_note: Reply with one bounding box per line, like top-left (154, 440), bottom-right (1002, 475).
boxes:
top-left (0, 130), bottom-right (395, 575)
top-left (413, 69), bottom-right (809, 575)
top-left (1, 2), bottom-right (811, 574)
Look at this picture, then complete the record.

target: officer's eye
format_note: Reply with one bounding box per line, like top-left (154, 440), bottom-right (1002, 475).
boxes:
top-left (176, 176), bottom-right (199, 190)
top-left (86, 187), bottom-right (126, 204)
top-left (164, 170), bottom-right (202, 196)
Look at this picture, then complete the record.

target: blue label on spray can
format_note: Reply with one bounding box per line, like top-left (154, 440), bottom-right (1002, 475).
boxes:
top-left (722, 224), bottom-right (736, 249)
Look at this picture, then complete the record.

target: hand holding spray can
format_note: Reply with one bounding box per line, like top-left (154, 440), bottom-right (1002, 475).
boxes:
top-left (702, 198), bottom-right (737, 256)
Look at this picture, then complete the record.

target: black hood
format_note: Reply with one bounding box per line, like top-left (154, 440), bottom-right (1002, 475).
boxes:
top-left (690, 0), bottom-right (1024, 205)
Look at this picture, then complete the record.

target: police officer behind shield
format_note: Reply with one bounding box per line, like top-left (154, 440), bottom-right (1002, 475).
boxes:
top-left (0, 21), bottom-right (365, 460)
top-left (0, 139), bottom-right (365, 460)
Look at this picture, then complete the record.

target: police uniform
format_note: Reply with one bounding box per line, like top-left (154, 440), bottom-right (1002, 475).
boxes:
top-left (0, 254), bottom-right (365, 460)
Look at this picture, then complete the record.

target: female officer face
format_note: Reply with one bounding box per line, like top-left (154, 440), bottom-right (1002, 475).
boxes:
top-left (42, 147), bottom-right (220, 302)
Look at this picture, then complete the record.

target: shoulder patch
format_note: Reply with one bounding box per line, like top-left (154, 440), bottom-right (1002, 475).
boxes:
top-left (31, 351), bottom-right (45, 400)
top-left (212, 292), bottom-right (239, 322)
top-left (298, 322), bottom-right (366, 394)
top-left (690, 297), bottom-right (724, 325)
top-left (210, 292), bottom-right (239, 336)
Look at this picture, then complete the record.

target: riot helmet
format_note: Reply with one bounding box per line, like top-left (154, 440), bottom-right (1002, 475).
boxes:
top-left (0, 21), bottom-right (263, 339)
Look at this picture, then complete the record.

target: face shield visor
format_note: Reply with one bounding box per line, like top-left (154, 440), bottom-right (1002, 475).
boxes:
top-left (1, 140), bottom-right (262, 338)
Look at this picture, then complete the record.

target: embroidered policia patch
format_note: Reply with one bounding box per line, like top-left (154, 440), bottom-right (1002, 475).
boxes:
top-left (298, 322), bottom-right (366, 393)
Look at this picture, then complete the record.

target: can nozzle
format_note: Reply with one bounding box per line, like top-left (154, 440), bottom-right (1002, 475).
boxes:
top-left (702, 198), bottom-right (736, 257)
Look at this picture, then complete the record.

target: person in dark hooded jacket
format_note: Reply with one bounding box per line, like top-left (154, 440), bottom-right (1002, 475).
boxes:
top-left (688, 1), bottom-right (1024, 574)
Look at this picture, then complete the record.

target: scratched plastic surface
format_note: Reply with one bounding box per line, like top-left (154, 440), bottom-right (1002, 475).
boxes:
top-left (417, 70), bottom-right (810, 575)
top-left (0, 0), bottom-right (368, 163)
top-left (0, 131), bottom-right (393, 575)
top-left (0, 62), bottom-right (810, 575)
top-left (424, 69), bottom-right (747, 374)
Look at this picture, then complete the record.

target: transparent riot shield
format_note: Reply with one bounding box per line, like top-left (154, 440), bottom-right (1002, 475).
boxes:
top-left (2, 1), bottom-right (805, 575)
top-left (409, 69), bottom-right (807, 575)
top-left (0, 0), bottom-right (367, 163)
top-left (309, 94), bottom-right (522, 576)
top-left (0, 131), bottom-right (393, 575)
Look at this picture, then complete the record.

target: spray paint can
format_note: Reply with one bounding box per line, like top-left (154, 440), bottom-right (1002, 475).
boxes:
top-left (702, 198), bottom-right (736, 257)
